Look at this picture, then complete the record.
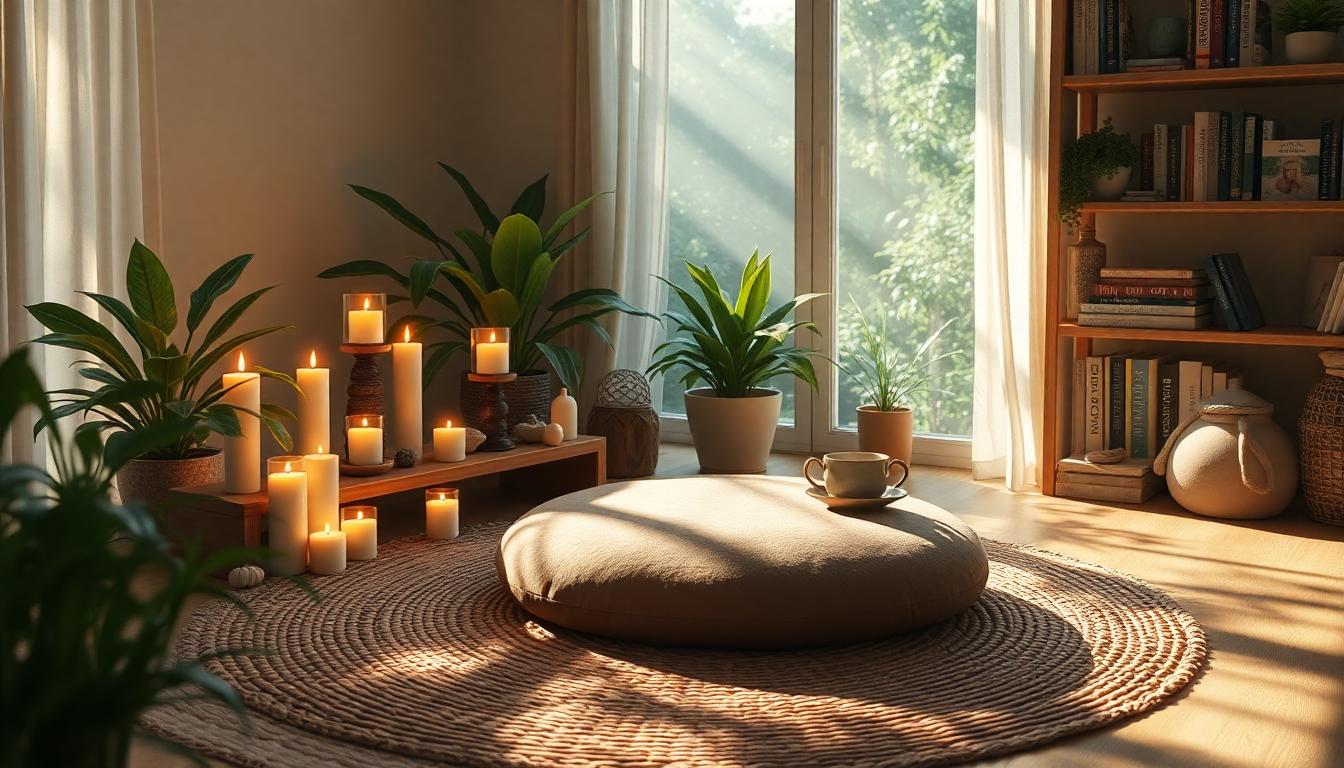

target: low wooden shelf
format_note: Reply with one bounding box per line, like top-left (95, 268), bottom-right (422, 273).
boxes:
top-left (1058, 323), bottom-right (1344, 348)
top-left (1083, 201), bottom-right (1344, 214)
top-left (164, 435), bottom-right (606, 552)
top-left (1064, 63), bottom-right (1344, 93)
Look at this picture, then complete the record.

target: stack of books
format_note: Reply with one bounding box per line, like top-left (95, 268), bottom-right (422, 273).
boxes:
top-left (1079, 267), bottom-right (1214, 330)
top-left (1204, 252), bottom-right (1265, 330)
top-left (1055, 455), bottom-right (1162, 503)
top-left (1069, 0), bottom-right (1270, 76)
top-left (1303, 253), bottom-right (1344, 332)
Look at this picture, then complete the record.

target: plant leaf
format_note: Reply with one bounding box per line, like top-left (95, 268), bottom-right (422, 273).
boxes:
top-left (481, 289), bottom-right (521, 327)
top-left (188, 254), bottom-right (253, 333)
top-left (438, 162), bottom-right (501, 234)
top-left (490, 214), bottom-right (543, 296)
top-left (126, 239), bottom-right (178, 333)
top-left (543, 191), bottom-right (609, 248)
top-left (409, 259), bottom-right (446, 307)
top-left (509, 174), bottom-right (547, 221)
top-left (535, 342), bottom-right (581, 395)
top-left (349, 184), bottom-right (444, 248)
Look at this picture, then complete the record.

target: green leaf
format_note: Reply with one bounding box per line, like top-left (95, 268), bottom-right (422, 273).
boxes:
top-left (259, 404), bottom-right (295, 452)
top-left (517, 253), bottom-right (557, 322)
top-left (454, 229), bottom-right (498, 290)
top-left (252, 365), bottom-right (303, 396)
top-left (481, 289), bottom-right (521, 327)
top-left (509, 174), bottom-right (547, 221)
top-left (423, 341), bottom-right (467, 387)
top-left (535, 342), bottom-right (582, 395)
top-left (29, 332), bottom-right (140, 382)
top-left (195, 286), bottom-right (275, 355)
top-left (438, 162), bottom-right (501, 234)
top-left (409, 259), bottom-right (445, 307)
top-left (182, 325), bottom-right (291, 392)
top-left (197, 403), bottom-right (243, 438)
top-left (144, 354), bottom-right (190, 388)
top-left (349, 184), bottom-right (444, 248)
top-left (103, 418), bottom-right (197, 471)
top-left (0, 350), bottom-right (51, 439)
top-left (548, 228), bottom-right (591, 260)
top-left (317, 259), bottom-right (410, 284)
top-left (543, 191), bottom-right (610, 248)
top-left (442, 263), bottom-right (489, 306)
top-left (188, 254), bottom-right (253, 333)
top-left (490, 214), bottom-right (543, 296)
top-left (549, 287), bottom-right (656, 318)
top-left (77, 292), bottom-right (165, 355)
top-left (126, 239), bottom-right (178, 333)
top-left (26, 302), bottom-right (128, 354)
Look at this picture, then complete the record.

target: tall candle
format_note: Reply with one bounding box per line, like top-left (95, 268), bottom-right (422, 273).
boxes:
top-left (433, 419), bottom-right (466, 462)
top-left (308, 523), bottom-right (347, 575)
top-left (426, 488), bottom-right (459, 540)
top-left (342, 506), bottom-right (377, 560)
top-left (347, 416), bottom-right (383, 466)
top-left (267, 457), bottom-right (308, 576)
top-left (476, 330), bottom-right (510, 374)
top-left (392, 325), bottom-right (422, 456)
top-left (296, 349), bottom-right (330, 455)
top-left (303, 449), bottom-right (339, 534)
top-left (347, 296), bottom-right (384, 344)
top-left (222, 352), bottom-right (261, 494)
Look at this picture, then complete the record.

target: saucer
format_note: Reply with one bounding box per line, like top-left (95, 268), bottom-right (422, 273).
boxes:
top-left (805, 485), bottom-right (908, 510)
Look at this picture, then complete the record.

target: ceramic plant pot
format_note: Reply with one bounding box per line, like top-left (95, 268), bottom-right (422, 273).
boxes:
top-left (856, 405), bottom-right (915, 466)
top-left (683, 387), bottom-right (782, 474)
top-left (115, 448), bottom-right (223, 509)
top-left (1090, 166), bottom-right (1131, 200)
top-left (1284, 31), bottom-right (1337, 64)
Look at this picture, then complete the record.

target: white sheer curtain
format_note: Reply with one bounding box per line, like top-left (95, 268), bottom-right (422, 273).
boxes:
top-left (565, 0), bottom-right (669, 414)
top-left (971, 0), bottom-right (1050, 490)
top-left (1, 0), bottom-right (143, 464)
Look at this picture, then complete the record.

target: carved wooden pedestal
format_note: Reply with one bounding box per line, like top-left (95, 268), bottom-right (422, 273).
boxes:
top-left (467, 372), bottom-right (517, 452)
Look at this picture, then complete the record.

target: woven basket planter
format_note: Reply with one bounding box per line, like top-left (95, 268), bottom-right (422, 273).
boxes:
top-left (1299, 353), bottom-right (1344, 526)
top-left (116, 448), bottom-right (223, 510)
top-left (461, 370), bottom-right (552, 431)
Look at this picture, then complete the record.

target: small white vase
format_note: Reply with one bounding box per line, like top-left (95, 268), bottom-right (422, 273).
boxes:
top-left (552, 387), bottom-right (578, 441)
top-left (1090, 166), bottom-right (1131, 201)
top-left (1284, 31), bottom-right (1337, 64)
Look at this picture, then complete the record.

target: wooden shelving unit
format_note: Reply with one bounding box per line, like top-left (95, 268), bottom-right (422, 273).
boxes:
top-left (1041, 9), bottom-right (1344, 496)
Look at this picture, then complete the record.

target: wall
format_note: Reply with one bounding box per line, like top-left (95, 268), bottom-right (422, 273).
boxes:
top-left (141, 0), bottom-right (569, 456)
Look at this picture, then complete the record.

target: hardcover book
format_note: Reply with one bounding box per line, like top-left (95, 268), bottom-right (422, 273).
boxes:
top-left (1302, 254), bottom-right (1343, 328)
top-left (1178, 359), bottom-right (1204, 423)
top-left (1106, 354), bottom-right (1127, 450)
top-left (1093, 283), bottom-right (1210, 299)
top-left (1085, 356), bottom-right (1105, 452)
top-left (1077, 312), bottom-right (1214, 329)
top-left (1204, 253), bottom-right (1243, 330)
top-left (1080, 302), bottom-right (1212, 316)
top-left (1260, 139), bottom-right (1321, 201)
top-left (1100, 267), bottom-right (1206, 279)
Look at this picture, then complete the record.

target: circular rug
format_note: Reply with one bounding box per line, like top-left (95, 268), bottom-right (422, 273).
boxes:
top-left (142, 523), bottom-right (1206, 768)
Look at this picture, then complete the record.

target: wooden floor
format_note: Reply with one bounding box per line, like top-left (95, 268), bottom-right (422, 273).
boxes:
top-left (133, 444), bottom-right (1344, 768)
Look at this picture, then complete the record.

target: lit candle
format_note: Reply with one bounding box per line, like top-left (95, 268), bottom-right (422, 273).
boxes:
top-left (425, 488), bottom-right (459, 540)
top-left (303, 447), bottom-right (339, 535)
top-left (308, 522), bottom-right (347, 575)
top-left (347, 296), bottom-right (384, 344)
top-left (342, 506), bottom-right (377, 560)
top-left (433, 418), bottom-right (467, 462)
top-left (346, 416), bottom-right (383, 466)
top-left (392, 325), bottom-right (422, 457)
top-left (296, 349), bottom-right (330, 455)
top-left (475, 329), bottom-right (510, 374)
top-left (266, 457), bottom-right (308, 576)
top-left (222, 351), bottom-right (261, 494)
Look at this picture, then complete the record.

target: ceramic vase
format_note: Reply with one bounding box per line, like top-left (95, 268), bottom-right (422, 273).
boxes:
top-left (683, 387), bottom-right (781, 474)
top-left (1284, 31), bottom-right (1337, 64)
top-left (1090, 166), bottom-right (1131, 201)
top-left (1065, 226), bottom-right (1107, 320)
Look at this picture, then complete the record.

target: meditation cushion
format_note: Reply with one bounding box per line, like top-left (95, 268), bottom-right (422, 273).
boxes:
top-left (496, 476), bottom-right (989, 648)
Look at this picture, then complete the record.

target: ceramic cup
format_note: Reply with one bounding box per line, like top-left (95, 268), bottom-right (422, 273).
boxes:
top-left (803, 451), bottom-right (909, 499)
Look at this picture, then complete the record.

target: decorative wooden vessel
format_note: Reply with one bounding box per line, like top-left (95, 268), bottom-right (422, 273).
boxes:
top-left (586, 370), bottom-right (659, 478)
top-left (467, 372), bottom-right (517, 452)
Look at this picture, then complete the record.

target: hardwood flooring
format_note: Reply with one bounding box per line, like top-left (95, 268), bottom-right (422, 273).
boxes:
top-left (132, 444), bottom-right (1344, 768)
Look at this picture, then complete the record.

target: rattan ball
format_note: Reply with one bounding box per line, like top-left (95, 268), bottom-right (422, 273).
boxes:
top-left (596, 369), bottom-right (652, 409)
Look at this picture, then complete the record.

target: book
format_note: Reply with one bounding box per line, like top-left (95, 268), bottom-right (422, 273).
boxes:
top-left (1127, 356), bottom-right (1160, 458)
top-left (1081, 302), bottom-right (1211, 316)
top-left (1124, 63), bottom-right (1186, 72)
top-left (1218, 111), bottom-right (1233, 200)
top-left (1204, 252), bottom-right (1243, 330)
top-left (1093, 283), bottom-right (1210, 299)
top-left (1211, 0), bottom-right (1226, 67)
top-left (1100, 267), bottom-right (1205, 279)
top-left (1195, 0), bottom-right (1212, 68)
top-left (1089, 295), bottom-right (1205, 305)
top-left (1252, 0), bottom-right (1271, 65)
top-left (1056, 475), bottom-right (1162, 503)
top-left (1230, 112), bottom-right (1244, 198)
top-left (1057, 470), bottom-right (1157, 488)
top-left (1096, 277), bottom-right (1208, 287)
top-left (1106, 354), bottom-right (1127, 449)
top-left (1072, 357), bottom-right (1086, 454)
top-left (1242, 113), bottom-right (1262, 200)
top-left (1140, 131), bottom-right (1154, 191)
top-left (1201, 363), bottom-right (1214, 397)
top-left (1154, 124), bottom-right (1169, 198)
top-left (1178, 359), bottom-right (1205, 423)
top-left (1077, 313), bottom-right (1214, 329)
top-left (1332, 120), bottom-right (1343, 199)
top-left (1072, 0), bottom-right (1087, 75)
top-left (1157, 359), bottom-right (1180, 451)
top-left (1086, 0), bottom-right (1101, 75)
top-left (1213, 368), bottom-right (1230, 393)
top-left (1125, 56), bottom-right (1185, 67)
top-left (1214, 252), bottom-right (1265, 329)
top-left (1057, 454), bottom-right (1153, 476)
top-left (1085, 356), bottom-right (1105, 452)
top-left (1324, 262), bottom-right (1344, 333)
top-left (1226, 0), bottom-right (1242, 67)
top-left (1183, 124), bottom-right (1195, 200)
top-left (1320, 120), bottom-right (1335, 200)
top-left (1261, 139), bottom-right (1321, 201)
top-left (1238, 0), bottom-right (1253, 66)
top-left (1302, 254), bottom-right (1343, 327)
top-left (1102, 0), bottom-right (1119, 73)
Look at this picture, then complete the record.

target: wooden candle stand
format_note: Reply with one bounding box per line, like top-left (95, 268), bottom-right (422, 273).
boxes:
top-left (467, 372), bottom-right (517, 452)
top-left (341, 342), bottom-right (391, 472)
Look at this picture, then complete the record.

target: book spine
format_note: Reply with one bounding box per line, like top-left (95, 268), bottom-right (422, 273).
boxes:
top-left (1253, 0), bottom-right (1271, 65)
top-left (1073, 0), bottom-right (1086, 75)
top-left (1204, 253), bottom-right (1243, 330)
top-left (1102, 0), bottom-right (1118, 73)
top-left (1140, 132), bottom-right (1154, 190)
top-left (1081, 302), bottom-right (1208, 316)
top-left (1100, 267), bottom-right (1203, 279)
top-left (1072, 358), bottom-right (1086, 454)
top-left (1226, 0), bottom-right (1241, 66)
top-left (1229, 112), bottom-right (1243, 199)
top-left (1184, 124), bottom-right (1195, 201)
top-left (1087, 0), bottom-right (1100, 74)
top-left (1086, 357), bottom-right (1105, 452)
top-left (1193, 114), bottom-right (1209, 201)
top-left (1217, 111), bottom-right (1232, 200)
top-left (1213, 253), bottom-right (1254, 329)
top-left (1204, 112), bottom-right (1221, 200)
top-left (1158, 361), bottom-right (1179, 451)
top-left (1211, 0), bottom-right (1226, 67)
top-left (1320, 120), bottom-right (1334, 201)
top-left (1238, 0), bottom-right (1253, 65)
top-left (1078, 313), bottom-right (1212, 329)
top-left (1195, 0), bottom-right (1212, 68)
top-left (1178, 360), bottom-right (1204, 423)
top-left (1241, 113), bottom-right (1258, 200)
top-left (1108, 356), bottom-right (1126, 450)
top-left (1333, 121), bottom-right (1342, 199)
top-left (1222, 253), bottom-right (1266, 328)
top-left (1130, 359), bottom-right (1150, 458)
top-left (1090, 295), bottom-right (1203, 305)
top-left (1169, 126), bottom-right (1183, 201)
top-left (1251, 115), bottom-right (1265, 199)
top-left (1154, 124), bottom-right (1168, 198)
top-left (1093, 284), bottom-right (1205, 299)
top-left (1119, 0), bottom-right (1129, 69)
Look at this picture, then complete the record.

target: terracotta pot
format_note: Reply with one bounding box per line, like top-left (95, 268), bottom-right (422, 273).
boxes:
top-left (684, 387), bottom-right (781, 474)
top-left (856, 405), bottom-right (915, 466)
top-left (1285, 31), bottom-right (1337, 64)
top-left (461, 369), bottom-right (552, 431)
top-left (115, 448), bottom-right (223, 509)
top-left (1090, 166), bottom-right (1131, 200)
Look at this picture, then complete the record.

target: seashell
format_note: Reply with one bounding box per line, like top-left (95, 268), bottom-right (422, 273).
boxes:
top-left (465, 427), bottom-right (486, 453)
top-left (228, 564), bottom-right (265, 589)
top-left (542, 422), bottom-right (564, 446)
top-left (509, 414), bottom-right (548, 443)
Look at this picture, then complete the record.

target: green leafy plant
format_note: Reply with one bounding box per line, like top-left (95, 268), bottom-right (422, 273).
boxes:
top-left (1277, 0), bottom-right (1344, 33)
top-left (841, 299), bottom-right (958, 412)
top-left (1059, 117), bottom-right (1139, 228)
top-left (0, 347), bottom-right (286, 767)
top-left (646, 252), bottom-right (824, 397)
top-left (319, 164), bottom-right (653, 393)
top-left (25, 240), bottom-right (296, 460)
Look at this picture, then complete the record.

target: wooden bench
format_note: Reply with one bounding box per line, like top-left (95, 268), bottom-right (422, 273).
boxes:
top-left (164, 435), bottom-right (606, 551)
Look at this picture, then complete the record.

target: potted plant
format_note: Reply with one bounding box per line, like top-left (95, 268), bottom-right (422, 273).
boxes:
top-left (647, 253), bottom-right (823, 473)
top-left (320, 164), bottom-right (651, 426)
top-left (1277, 0), bottom-right (1344, 63)
top-left (842, 300), bottom-right (957, 466)
top-left (1059, 117), bottom-right (1139, 228)
top-left (26, 240), bottom-right (296, 506)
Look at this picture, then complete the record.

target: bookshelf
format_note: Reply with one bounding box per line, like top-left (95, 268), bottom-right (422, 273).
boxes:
top-left (1042, 4), bottom-right (1344, 496)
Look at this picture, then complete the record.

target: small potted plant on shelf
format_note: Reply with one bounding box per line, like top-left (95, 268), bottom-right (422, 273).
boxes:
top-left (26, 240), bottom-right (297, 506)
top-left (842, 300), bottom-right (957, 466)
top-left (1277, 0), bottom-right (1344, 64)
top-left (646, 252), bottom-right (824, 474)
top-left (1059, 117), bottom-right (1139, 228)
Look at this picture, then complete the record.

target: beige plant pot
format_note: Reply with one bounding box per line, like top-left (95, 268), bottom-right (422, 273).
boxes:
top-left (856, 405), bottom-right (915, 466)
top-left (684, 387), bottom-right (782, 474)
top-left (115, 448), bottom-right (223, 509)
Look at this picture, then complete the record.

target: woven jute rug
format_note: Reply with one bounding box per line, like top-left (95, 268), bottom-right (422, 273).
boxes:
top-left (142, 523), bottom-right (1206, 768)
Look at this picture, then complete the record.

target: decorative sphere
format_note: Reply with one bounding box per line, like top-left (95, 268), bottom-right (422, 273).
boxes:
top-left (394, 448), bottom-right (417, 468)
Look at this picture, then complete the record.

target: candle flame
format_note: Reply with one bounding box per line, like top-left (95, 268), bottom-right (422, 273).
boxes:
top-left (439, 492), bottom-right (445, 501)
top-left (357, 509), bottom-right (365, 520)
top-left (361, 417), bottom-right (368, 428)
top-left (488, 330), bottom-right (496, 343)
top-left (284, 461), bottom-right (292, 473)
top-left (363, 296), bottom-right (370, 311)
top-left (317, 444), bottom-right (324, 454)
top-left (404, 325), bottom-right (411, 343)
top-left (324, 522), bottom-right (332, 534)
top-left (237, 351), bottom-right (246, 372)
top-left (446, 418), bottom-right (452, 429)
top-left (309, 349), bottom-right (317, 368)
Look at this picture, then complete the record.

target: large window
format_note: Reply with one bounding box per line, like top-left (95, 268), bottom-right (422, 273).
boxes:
top-left (663, 0), bottom-right (975, 458)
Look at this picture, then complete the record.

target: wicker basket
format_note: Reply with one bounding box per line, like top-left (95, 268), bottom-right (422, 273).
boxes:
top-left (1299, 351), bottom-right (1344, 526)
top-left (460, 370), bottom-right (552, 431)
top-left (586, 370), bottom-right (659, 478)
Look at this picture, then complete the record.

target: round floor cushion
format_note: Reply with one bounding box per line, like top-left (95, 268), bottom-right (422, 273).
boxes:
top-left (497, 475), bottom-right (990, 648)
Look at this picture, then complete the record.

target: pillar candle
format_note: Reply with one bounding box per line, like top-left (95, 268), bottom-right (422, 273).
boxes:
top-left (347, 297), bottom-right (384, 344)
top-left (296, 350), bottom-right (330, 455)
top-left (475, 331), bottom-right (510, 374)
top-left (426, 492), bottom-right (459, 540)
top-left (267, 458), bottom-right (308, 576)
top-left (222, 352), bottom-right (261, 494)
top-left (342, 507), bottom-right (377, 560)
top-left (303, 450), bottom-right (340, 534)
top-left (347, 417), bottom-right (383, 466)
top-left (392, 326), bottom-right (422, 455)
top-left (433, 419), bottom-right (466, 462)
top-left (308, 523), bottom-right (347, 575)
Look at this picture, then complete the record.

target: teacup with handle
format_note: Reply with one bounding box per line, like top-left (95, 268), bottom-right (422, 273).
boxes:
top-left (803, 451), bottom-right (909, 499)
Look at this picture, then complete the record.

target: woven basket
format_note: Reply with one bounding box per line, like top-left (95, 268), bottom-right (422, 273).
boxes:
top-left (460, 370), bottom-right (552, 431)
top-left (1299, 352), bottom-right (1344, 526)
top-left (588, 406), bottom-right (659, 478)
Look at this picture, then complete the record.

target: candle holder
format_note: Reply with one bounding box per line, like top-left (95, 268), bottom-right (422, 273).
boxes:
top-left (341, 505), bottom-right (378, 560)
top-left (342, 294), bottom-right (390, 423)
top-left (466, 372), bottom-right (517, 452)
top-left (425, 487), bottom-right (460, 540)
top-left (341, 414), bottom-right (393, 476)
top-left (470, 326), bottom-right (511, 375)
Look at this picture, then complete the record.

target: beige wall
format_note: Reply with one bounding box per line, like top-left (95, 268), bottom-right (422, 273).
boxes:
top-left (141, 0), bottom-right (569, 454)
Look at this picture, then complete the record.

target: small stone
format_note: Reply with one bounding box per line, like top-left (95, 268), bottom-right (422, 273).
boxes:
top-left (509, 414), bottom-right (548, 443)
top-left (394, 448), bottom-right (417, 468)
top-left (465, 428), bottom-right (486, 453)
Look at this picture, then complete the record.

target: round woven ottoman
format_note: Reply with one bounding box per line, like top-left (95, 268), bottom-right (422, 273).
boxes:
top-left (497, 475), bottom-right (989, 648)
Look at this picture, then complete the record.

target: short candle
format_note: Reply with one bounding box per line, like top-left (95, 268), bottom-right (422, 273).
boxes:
top-left (473, 328), bottom-right (510, 375)
top-left (346, 296), bottom-right (384, 344)
top-left (426, 487), bottom-right (459, 540)
top-left (308, 522), bottom-right (347, 575)
top-left (433, 418), bottom-right (467, 462)
top-left (266, 456), bottom-right (308, 576)
top-left (346, 415), bottom-right (383, 466)
top-left (342, 506), bottom-right (378, 560)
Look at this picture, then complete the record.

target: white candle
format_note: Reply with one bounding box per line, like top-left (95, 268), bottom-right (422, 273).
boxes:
top-left (297, 349), bottom-right (330, 455)
top-left (426, 493), bottom-right (459, 540)
top-left (267, 459), bottom-right (308, 576)
top-left (347, 417), bottom-right (383, 466)
top-left (475, 330), bottom-right (509, 374)
top-left (303, 449), bottom-right (339, 535)
top-left (392, 326), bottom-right (422, 456)
top-left (308, 523), bottom-right (347, 575)
top-left (347, 297), bottom-right (384, 344)
top-left (433, 419), bottom-right (467, 462)
top-left (222, 352), bottom-right (261, 494)
top-left (343, 508), bottom-right (377, 560)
